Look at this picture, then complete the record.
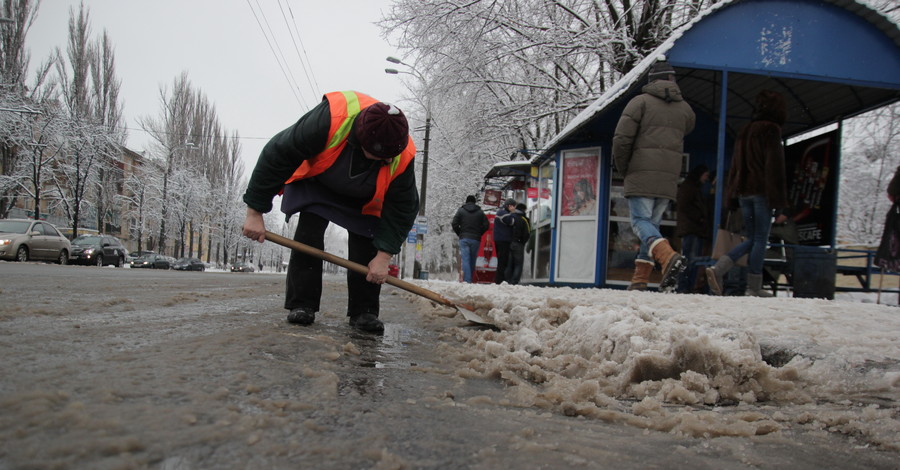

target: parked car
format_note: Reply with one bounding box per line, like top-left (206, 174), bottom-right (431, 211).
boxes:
top-left (130, 254), bottom-right (172, 269)
top-left (70, 234), bottom-right (128, 267)
top-left (230, 261), bottom-right (255, 273)
top-left (172, 257), bottom-right (205, 271)
top-left (127, 250), bottom-right (156, 263)
top-left (0, 218), bottom-right (72, 264)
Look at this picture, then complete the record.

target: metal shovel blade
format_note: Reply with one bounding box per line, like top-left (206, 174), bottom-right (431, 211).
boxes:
top-left (264, 231), bottom-right (496, 327)
top-left (453, 303), bottom-right (495, 327)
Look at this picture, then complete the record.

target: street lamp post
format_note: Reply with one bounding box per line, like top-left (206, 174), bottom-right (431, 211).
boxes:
top-left (386, 57), bottom-right (431, 280)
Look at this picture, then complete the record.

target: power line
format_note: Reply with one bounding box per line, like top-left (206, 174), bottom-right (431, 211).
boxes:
top-left (245, 0), bottom-right (306, 109)
top-left (122, 125), bottom-right (271, 142)
top-left (252, 0), bottom-right (308, 108)
top-left (277, 0), bottom-right (316, 102)
top-left (281, 0), bottom-right (321, 103)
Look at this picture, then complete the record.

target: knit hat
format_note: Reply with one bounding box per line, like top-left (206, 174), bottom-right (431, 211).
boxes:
top-left (355, 102), bottom-right (409, 159)
top-left (647, 60), bottom-right (675, 83)
top-left (466, 195), bottom-right (476, 204)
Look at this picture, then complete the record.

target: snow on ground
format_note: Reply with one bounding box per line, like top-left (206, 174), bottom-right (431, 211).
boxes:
top-left (402, 280), bottom-right (900, 449)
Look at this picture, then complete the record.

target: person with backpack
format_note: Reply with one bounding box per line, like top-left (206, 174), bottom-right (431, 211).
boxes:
top-left (505, 203), bottom-right (531, 285)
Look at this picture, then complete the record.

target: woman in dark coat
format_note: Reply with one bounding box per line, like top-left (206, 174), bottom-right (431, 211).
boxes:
top-left (706, 90), bottom-right (789, 297)
top-left (875, 166), bottom-right (900, 299)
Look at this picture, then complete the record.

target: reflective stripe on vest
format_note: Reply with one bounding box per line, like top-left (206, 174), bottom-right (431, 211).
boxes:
top-left (284, 91), bottom-right (416, 217)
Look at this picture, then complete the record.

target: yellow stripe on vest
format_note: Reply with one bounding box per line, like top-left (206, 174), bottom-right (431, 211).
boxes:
top-left (326, 91), bottom-right (362, 149)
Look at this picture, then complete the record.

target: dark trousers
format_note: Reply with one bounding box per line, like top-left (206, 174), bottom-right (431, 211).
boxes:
top-left (494, 240), bottom-right (511, 284)
top-left (677, 234), bottom-right (704, 293)
top-left (505, 241), bottom-right (525, 285)
top-left (285, 212), bottom-right (381, 317)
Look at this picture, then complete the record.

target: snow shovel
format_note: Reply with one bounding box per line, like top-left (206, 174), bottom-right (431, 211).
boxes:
top-left (264, 231), bottom-right (494, 327)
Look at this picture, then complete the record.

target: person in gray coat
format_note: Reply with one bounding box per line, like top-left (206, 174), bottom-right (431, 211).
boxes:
top-left (613, 58), bottom-right (696, 292)
top-left (452, 195), bottom-right (490, 283)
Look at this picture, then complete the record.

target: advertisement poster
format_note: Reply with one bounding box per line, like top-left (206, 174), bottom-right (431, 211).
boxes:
top-left (483, 189), bottom-right (502, 207)
top-left (784, 131), bottom-right (837, 246)
top-left (561, 154), bottom-right (599, 217)
top-left (530, 187), bottom-right (552, 199)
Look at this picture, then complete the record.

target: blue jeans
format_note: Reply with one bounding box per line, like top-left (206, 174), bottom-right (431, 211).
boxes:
top-left (459, 237), bottom-right (480, 283)
top-left (726, 195), bottom-right (772, 275)
top-left (627, 196), bottom-right (669, 262)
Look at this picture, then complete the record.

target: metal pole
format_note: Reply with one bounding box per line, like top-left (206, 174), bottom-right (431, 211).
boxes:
top-left (385, 57), bottom-right (431, 280)
top-left (420, 109), bottom-right (430, 216)
top-left (413, 108), bottom-right (430, 279)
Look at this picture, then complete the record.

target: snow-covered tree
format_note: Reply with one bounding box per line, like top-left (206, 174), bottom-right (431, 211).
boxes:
top-left (839, 103), bottom-right (900, 246)
top-left (89, 30), bottom-right (125, 233)
top-left (139, 73), bottom-right (196, 254)
top-left (51, 118), bottom-right (116, 232)
top-left (138, 73), bottom-right (246, 260)
top-left (212, 131), bottom-right (245, 266)
top-left (0, 0), bottom-right (45, 219)
top-left (118, 162), bottom-right (155, 253)
top-left (45, 3), bottom-right (124, 238)
top-left (1, 100), bottom-right (65, 221)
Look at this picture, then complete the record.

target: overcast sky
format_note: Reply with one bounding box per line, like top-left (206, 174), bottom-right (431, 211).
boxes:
top-left (26, 0), bottom-right (408, 174)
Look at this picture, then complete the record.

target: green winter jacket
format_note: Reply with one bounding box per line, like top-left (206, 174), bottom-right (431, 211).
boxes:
top-left (242, 99), bottom-right (419, 255)
top-left (612, 80), bottom-right (696, 200)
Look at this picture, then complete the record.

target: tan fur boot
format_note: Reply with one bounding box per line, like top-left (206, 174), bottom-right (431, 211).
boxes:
top-left (649, 238), bottom-right (685, 291)
top-left (627, 260), bottom-right (654, 291)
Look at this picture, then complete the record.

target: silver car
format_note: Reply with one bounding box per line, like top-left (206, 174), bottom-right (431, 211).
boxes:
top-left (0, 219), bottom-right (72, 264)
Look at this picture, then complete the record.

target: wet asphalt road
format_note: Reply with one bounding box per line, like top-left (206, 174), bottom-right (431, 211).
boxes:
top-left (1, 262), bottom-right (897, 469)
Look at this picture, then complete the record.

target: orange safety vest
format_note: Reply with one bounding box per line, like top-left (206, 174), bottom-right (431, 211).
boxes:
top-left (284, 91), bottom-right (416, 217)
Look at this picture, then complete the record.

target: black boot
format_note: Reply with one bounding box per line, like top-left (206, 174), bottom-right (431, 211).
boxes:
top-left (286, 307), bottom-right (315, 325)
top-left (349, 313), bottom-right (384, 334)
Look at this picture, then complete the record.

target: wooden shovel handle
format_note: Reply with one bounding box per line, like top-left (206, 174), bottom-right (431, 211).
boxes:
top-left (264, 231), bottom-right (457, 309)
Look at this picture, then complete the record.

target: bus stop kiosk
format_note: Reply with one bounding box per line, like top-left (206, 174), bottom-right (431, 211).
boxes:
top-left (490, 0), bottom-right (900, 292)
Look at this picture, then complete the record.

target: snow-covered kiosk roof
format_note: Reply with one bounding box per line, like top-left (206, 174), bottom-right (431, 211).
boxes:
top-left (480, 160), bottom-right (533, 192)
top-left (534, 0), bottom-right (900, 164)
